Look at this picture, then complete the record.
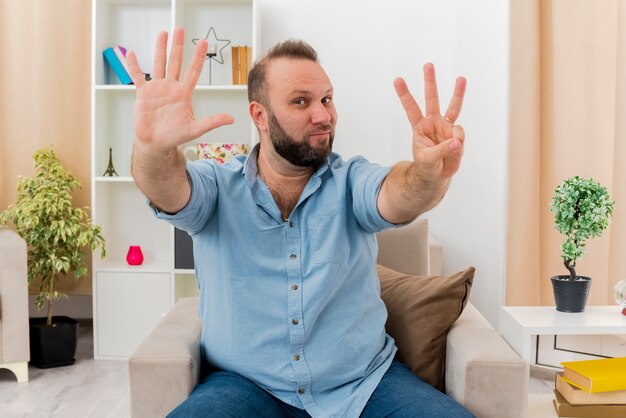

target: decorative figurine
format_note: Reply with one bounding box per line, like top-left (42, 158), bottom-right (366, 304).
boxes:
top-left (102, 147), bottom-right (119, 177)
top-left (192, 27), bottom-right (231, 85)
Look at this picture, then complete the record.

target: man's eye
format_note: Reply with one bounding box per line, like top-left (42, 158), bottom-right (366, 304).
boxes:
top-left (322, 97), bottom-right (333, 104)
top-left (294, 98), bottom-right (307, 105)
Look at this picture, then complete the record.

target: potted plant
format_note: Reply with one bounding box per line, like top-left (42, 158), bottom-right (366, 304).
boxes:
top-left (550, 176), bottom-right (614, 312)
top-left (0, 147), bottom-right (106, 368)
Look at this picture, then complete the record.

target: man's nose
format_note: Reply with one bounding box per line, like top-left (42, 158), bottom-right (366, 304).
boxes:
top-left (310, 102), bottom-right (332, 125)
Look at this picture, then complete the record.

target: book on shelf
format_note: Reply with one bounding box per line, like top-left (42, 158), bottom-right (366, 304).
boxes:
top-left (238, 46), bottom-right (248, 84)
top-left (113, 46), bottom-right (131, 75)
top-left (103, 47), bottom-right (132, 85)
top-left (561, 357), bottom-right (626, 393)
top-left (553, 390), bottom-right (626, 417)
top-left (231, 46), bottom-right (252, 85)
top-left (555, 372), bottom-right (626, 405)
top-left (246, 46), bottom-right (252, 83)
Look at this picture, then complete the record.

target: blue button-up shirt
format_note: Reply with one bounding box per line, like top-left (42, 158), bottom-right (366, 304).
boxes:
top-left (153, 145), bottom-right (398, 417)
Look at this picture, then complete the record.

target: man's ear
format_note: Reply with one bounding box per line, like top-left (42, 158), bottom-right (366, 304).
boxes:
top-left (249, 101), bottom-right (268, 132)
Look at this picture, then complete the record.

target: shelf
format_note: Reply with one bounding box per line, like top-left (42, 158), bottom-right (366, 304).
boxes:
top-left (176, 0), bottom-right (254, 86)
top-left (95, 85), bottom-right (136, 91)
top-left (92, 0), bottom-right (258, 359)
top-left (195, 85), bottom-right (247, 91)
top-left (95, 260), bottom-right (171, 274)
top-left (95, 0), bottom-right (171, 85)
top-left (94, 181), bottom-right (171, 266)
top-left (174, 269), bottom-right (196, 275)
top-left (95, 85), bottom-right (246, 91)
top-left (95, 176), bottom-right (134, 183)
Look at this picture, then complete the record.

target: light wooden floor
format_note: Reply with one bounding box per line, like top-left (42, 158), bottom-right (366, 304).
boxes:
top-left (0, 321), bottom-right (130, 418)
top-left (0, 321), bottom-right (555, 417)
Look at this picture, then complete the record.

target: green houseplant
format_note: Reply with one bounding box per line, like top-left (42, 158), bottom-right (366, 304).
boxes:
top-left (550, 176), bottom-right (614, 312)
top-left (0, 147), bottom-right (105, 367)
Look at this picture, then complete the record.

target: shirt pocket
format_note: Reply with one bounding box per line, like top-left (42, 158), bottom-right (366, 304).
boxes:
top-left (306, 203), bottom-right (349, 264)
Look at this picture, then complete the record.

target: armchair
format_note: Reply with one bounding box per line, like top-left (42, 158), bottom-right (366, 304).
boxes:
top-left (129, 219), bottom-right (527, 418)
top-left (0, 227), bottom-right (30, 383)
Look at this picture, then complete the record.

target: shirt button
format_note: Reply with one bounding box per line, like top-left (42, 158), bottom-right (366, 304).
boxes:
top-left (293, 354), bottom-right (300, 361)
top-left (290, 254), bottom-right (297, 260)
top-left (289, 221), bottom-right (295, 228)
top-left (298, 388), bottom-right (305, 395)
top-left (291, 284), bottom-right (298, 290)
top-left (292, 318), bottom-right (299, 325)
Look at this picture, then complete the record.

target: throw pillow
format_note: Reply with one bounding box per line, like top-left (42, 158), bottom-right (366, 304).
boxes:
top-left (377, 264), bottom-right (475, 392)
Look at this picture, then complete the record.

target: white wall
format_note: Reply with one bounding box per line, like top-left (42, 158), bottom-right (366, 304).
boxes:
top-left (260, 0), bottom-right (510, 326)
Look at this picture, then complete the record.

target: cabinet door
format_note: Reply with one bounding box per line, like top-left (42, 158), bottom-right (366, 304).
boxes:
top-left (95, 272), bottom-right (171, 358)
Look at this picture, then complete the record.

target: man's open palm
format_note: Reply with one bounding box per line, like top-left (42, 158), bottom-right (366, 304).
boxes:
top-left (125, 27), bottom-right (234, 149)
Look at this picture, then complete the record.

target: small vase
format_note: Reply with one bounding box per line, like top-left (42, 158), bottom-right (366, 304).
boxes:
top-left (126, 246), bottom-right (144, 266)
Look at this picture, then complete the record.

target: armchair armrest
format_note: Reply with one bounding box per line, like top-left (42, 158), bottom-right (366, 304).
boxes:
top-left (445, 303), bottom-right (528, 418)
top-left (129, 297), bottom-right (202, 418)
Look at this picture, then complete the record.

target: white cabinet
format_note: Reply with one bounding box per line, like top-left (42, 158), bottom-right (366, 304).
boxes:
top-left (95, 272), bottom-right (171, 358)
top-left (91, 0), bottom-right (259, 359)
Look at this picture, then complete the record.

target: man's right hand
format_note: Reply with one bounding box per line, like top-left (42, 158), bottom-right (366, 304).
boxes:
top-left (126, 26), bottom-right (234, 149)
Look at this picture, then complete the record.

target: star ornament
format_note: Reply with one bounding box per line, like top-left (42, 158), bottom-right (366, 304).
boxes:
top-left (192, 27), bottom-right (231, 64)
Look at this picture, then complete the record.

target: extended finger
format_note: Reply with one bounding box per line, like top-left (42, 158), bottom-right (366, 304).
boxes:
top-left (183, 39), bottom-right (208, 89)
top-left (152, 31), bottom-right (168, 79)
top-left (393, 77), bottom-right (423, 127)
top-left (167, 27), bottom-right (185, 81)
top-left (443, 77), bottom-right (467, 123)
top-left (125, 50), bottom-right (145, 87)
top-left (188, 113), bottom-right (235, 139)
top-left (423, 63), bottom-right (440, 117)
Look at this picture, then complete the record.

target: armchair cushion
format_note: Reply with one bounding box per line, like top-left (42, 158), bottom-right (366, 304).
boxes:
top-left (378, 264), bottom-right (474, 391)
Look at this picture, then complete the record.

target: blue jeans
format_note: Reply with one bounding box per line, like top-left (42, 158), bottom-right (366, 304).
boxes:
top-left (167, 360), bottom-right (475, 417)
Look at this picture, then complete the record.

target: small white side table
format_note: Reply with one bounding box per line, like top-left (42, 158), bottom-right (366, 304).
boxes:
top-left (499, 306), bottom-right (626, 417)
top-left (499, 306), bottom-right (626, 364)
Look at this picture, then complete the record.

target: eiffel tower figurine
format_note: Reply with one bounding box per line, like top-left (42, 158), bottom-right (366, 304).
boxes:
top-left (102, 147), bottom-right (119, 177)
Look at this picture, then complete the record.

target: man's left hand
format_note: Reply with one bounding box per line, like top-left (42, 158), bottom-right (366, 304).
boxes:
top-left (393, 63), bottom-right (467, 182)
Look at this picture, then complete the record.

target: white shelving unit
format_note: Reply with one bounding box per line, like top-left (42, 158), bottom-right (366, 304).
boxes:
top-left (91, 0), bottom-right (259, 359)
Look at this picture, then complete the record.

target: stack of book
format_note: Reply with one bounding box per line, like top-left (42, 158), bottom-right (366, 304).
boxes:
top-left (231, 46), bottom-right (252, 85)
top-left (103, 46), bottom-right (132, 85)
top-left (553, 357), bottom-right (626, 417)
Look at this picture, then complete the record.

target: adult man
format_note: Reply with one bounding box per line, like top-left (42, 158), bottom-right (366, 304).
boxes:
top-left (126, 27), bottom-right (473, 418)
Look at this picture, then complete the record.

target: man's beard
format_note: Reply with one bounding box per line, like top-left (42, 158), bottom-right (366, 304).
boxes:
top-left (268, 109), bottom-right (334, 168)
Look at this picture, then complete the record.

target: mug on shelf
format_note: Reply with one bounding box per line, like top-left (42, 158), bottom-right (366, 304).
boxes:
top-left (183, 143), bottom-right (249, 164)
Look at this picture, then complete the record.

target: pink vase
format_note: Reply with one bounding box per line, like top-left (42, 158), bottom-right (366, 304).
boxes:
top-left (126, 246), bottom-right (144, 266)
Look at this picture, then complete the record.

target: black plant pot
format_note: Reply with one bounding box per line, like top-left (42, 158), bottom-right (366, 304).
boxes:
top-left (551, 275), bottom-right (592, 313)
top-left (29, 316), bottom-right (79, 369)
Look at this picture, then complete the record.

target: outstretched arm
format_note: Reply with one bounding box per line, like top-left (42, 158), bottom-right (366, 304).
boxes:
top-left (126, 27), bottom-right (234, 213)
top-left (378, 63), bottom-right (467, 224)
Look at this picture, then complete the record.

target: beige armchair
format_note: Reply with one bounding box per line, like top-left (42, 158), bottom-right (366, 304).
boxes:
top-left (0, 227), bottom-right (30, 383)
top-left (129, 219), bottom-right (527, 418)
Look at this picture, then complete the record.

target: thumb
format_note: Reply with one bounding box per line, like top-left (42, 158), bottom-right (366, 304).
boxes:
top-left (416, 137), bottom-right (462, 166)
top-left (452, 124), bottom-right (465, 145)
top-left (188, 113), bottom-right (235, 139)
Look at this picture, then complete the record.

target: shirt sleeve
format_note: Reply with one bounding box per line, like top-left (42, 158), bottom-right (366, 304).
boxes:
top-left (347, 156), bottom-right (400, 233)
top-left (149, 160), bottom-right (218, 235)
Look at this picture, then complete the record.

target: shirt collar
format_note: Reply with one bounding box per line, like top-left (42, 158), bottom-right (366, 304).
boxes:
top-left (243, 143), bottom-right (331, 190)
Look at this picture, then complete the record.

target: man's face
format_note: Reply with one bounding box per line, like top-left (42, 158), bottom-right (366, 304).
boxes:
top-left (263, 58), bottom-right (337, 168)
